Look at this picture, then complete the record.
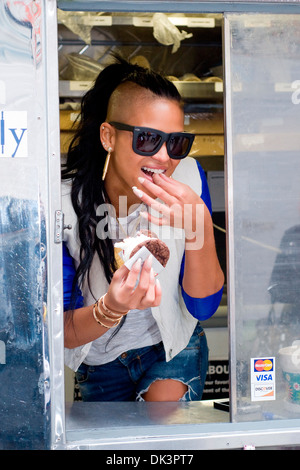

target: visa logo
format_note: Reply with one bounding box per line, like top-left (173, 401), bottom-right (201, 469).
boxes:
top-left (255, 374), bottom-right (273, 381)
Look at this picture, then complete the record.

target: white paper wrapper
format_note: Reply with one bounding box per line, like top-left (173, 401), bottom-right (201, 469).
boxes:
top-left (114, 233), bottom-right (151, 263)
top-left (124, 245), bottom-right (164, 275)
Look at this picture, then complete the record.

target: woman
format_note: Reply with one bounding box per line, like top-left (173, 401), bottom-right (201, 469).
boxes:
top-left (62, 56), bottom-right (224, 402)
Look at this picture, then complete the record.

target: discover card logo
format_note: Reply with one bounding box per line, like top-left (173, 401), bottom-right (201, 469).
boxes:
top-left (0, 111), bottom-right (28, 158)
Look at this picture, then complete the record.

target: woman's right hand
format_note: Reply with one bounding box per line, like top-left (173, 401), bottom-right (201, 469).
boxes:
top-left (104, 255), bottom-right (162, 314)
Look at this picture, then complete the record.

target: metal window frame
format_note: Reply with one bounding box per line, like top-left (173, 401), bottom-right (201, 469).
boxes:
top-left (57, 0), bottom-right (300, 13)
top-left (45, 0), bottom-right (300, 450)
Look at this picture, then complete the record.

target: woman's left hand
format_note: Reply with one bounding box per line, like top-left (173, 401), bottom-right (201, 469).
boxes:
top-left (133, 173), bottom-right (205, 244)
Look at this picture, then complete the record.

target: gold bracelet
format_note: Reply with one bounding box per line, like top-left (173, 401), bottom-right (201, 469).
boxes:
top-left (92, 304), bottom-right (122, 328)
top-left (93, 305), bottom-right (122, 328)
top-left (96, 300), bottom-right (123, 322)
top-left (101, 294), bottom-right (129, 317)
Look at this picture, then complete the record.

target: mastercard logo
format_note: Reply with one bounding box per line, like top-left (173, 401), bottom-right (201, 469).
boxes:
top-left (254, 359), bottom-right (273, 372)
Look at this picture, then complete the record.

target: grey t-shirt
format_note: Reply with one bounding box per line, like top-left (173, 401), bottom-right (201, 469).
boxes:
top-left (84, 205), bottom-right (162, 366)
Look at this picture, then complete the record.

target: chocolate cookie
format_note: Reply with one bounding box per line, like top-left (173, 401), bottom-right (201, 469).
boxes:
top-left (130, 238), bottom-right (170, 267)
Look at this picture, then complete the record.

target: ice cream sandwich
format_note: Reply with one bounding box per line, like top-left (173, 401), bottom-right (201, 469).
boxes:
top-left (114, 230), bottom-right (170, 274)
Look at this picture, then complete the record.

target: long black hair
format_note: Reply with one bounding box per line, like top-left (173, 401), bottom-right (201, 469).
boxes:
top-left (61, 54), bottom-right (182, 304)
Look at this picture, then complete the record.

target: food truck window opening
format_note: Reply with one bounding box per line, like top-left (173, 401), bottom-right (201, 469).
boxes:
top-left (59, 10), bottom-right (228, 413)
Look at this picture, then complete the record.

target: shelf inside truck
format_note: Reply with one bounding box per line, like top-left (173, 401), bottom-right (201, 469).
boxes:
top-left (59, 79), bottom-right (223, 101)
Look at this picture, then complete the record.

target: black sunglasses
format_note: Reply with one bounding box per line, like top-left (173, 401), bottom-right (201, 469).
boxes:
top-left (109, 121), bottom-right (195, 160)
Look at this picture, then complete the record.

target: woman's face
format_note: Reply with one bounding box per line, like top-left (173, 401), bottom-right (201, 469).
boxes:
top-left (102, 87), bottom-right (184, 211)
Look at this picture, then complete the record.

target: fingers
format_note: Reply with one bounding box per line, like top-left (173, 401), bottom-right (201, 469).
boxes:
top-left (111, 255), bottom-right (161, 310)
top-left (137, 173), bottom-right (197, 205)
top-left (137, 254), bottom-right (155, 291)
top-left (124, 257), bottom-right (143, 292)
top-left (132, 184), bottom-right (176, 227)
top-left (136, 256), bottom-right (162, 308)
top-left (153, 278), bottom-right (162, 306)
top-left (135, 175), bottom-right (178, 206)
top-left (132, 192), bottom-right (169, 217)
top-left (133, 174), bottom-right (191, 228)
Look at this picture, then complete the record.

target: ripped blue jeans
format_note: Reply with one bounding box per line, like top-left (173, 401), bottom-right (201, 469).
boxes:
top-left (75, 323), bottom-right (208, 402)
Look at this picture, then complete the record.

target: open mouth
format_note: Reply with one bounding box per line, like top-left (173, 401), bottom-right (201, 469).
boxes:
top-left (141, 166), bottom-right (166, 178)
